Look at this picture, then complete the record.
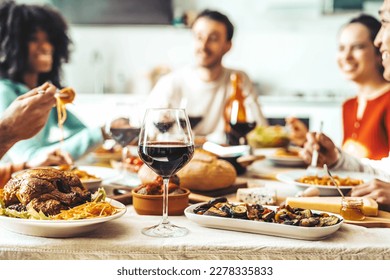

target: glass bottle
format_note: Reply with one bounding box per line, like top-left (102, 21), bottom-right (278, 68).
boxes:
top-left (223, 73), bottom-right (256, 145)
top-left (340, 197), bottom-right (365, 221)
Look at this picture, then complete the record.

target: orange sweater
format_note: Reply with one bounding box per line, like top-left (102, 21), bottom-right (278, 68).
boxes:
top-left (0, 162), bottom-right (24, 188)
top-left (342, 91), bottom-right (390, 160)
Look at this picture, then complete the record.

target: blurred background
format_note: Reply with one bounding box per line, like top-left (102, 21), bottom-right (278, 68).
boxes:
top-left (17, 0), bottom-right (384, 145)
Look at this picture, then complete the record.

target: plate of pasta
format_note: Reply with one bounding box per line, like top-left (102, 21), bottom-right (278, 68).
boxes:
top-left (0, 198), bottom-right (126, 238)
top-left (276, 170), bottom-right (373, 196)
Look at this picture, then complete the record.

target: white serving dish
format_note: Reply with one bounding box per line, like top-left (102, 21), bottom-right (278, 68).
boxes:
top-left (0, 199), bottom-right (126, 238)
top-left (185, 203), bottom-right (343, 241)
top-left (276, 170), bottom-right (373, 196)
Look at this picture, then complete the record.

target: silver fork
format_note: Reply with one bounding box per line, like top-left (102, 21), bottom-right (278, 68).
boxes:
top-left (323, 164), bottom-right (345, 198)
top-left (306, 121), bottom-right (323, 175)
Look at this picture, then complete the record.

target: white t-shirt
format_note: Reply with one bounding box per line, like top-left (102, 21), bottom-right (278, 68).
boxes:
top-left (147, 66), bottom-right (267, 141)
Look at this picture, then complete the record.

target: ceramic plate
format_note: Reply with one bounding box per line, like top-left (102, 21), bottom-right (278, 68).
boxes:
top-left (185, 203), bottom-right (343, 241)
top-left (0, 199), bottom-right (126, 238)
top-left (77, 166), bottom-right (120, 181)
top-left (77, 166), bottom-right (117, 189)
top-left (276, 170), bottom-right (373, 196)
top-left (267, 155), bottom-right (306, 167)
top-left (266, 147), bottom-right (305, 167)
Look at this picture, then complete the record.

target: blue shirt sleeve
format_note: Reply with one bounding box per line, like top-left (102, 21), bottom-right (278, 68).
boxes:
top-left (0, 79), bottom-right (103, 163)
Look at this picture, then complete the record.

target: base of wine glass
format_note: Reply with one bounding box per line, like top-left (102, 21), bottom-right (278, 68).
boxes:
top-left (142, 221), bottom-right (189, 238)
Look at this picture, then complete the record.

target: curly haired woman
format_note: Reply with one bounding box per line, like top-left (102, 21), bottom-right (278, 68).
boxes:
top-left (0, 1), bottom-right (103, 164)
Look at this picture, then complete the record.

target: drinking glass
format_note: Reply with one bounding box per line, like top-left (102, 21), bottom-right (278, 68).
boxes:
top-left (224, 73), bottom-right (257, 145)
top-left (179, 97), bottom-right (203, 130)
top-left (138, 108), bottom-right (194, 237)
top-left (225, 103), bottom-right (257, 146)
top-left (106, 102), bottom-right (141, 183)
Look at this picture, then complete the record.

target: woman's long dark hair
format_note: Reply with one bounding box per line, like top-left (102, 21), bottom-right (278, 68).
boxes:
top-left (0, 0), bottom-right (71, 87)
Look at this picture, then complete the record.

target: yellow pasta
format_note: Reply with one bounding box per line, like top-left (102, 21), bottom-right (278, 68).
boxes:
top-left (52, 201), bottom-right (120, 220)
top-left (296, 175), bottom-right (363, 187)
top-left (56, 87), bottom-right (75, 144)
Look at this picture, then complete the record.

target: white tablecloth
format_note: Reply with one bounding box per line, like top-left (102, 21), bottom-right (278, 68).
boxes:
top-left (1, 206), bottom-right (390, 260)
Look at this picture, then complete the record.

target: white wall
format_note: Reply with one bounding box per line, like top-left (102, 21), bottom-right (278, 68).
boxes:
top-left (58, 0), bottom-right (381, 99)
top-left (19, 0), bottom-right (381, 98)
top-left (16, 0), bottom-right (383, 144)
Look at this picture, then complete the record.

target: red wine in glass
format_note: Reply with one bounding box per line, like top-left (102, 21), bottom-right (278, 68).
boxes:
top-left (138, 108), bottom-right (194, 238)
top-left (139, 142), bottom-right (194, 177)
top-left (227, 121), bottom-right (256, 145)
top-left (107, 114), bottom-right (141, 184)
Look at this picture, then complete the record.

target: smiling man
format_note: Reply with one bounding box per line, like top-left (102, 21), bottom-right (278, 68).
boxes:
top-left (147, 9), bottom-right (267, 142)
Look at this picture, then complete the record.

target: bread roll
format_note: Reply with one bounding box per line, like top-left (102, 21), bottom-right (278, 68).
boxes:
top-left (137, 150), bottom-right (237, 191)
top-left (177, 151), bottom-right (236, 191)
top-left (137, 164), bottom-right (159, 184)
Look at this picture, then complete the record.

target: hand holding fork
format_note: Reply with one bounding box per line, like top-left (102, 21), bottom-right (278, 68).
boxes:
top-left (301, 124), bottom-right (341, 171)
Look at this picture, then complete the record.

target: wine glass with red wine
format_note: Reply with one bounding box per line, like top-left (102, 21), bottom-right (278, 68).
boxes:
top-left (224, 73), bottom-right (258, 145)
top-left (224, 99), bottom-right (257, 146)
top-left (106, 102), bottom-right (141, 183)
top-left (138, 108), bottom-right (194, 237)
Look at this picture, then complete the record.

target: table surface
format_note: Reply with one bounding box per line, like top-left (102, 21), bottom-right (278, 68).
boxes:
top-left (1, 153), bottom-right (390, 260)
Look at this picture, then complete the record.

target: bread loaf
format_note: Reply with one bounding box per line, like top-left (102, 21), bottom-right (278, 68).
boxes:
top-left (137, 150), bottom-right (237, 191)
top-left (178, 151), bottom-right (237, 191)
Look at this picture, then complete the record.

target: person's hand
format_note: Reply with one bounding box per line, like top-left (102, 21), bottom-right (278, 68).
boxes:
top-left (351, 179), bottom-right (390, 211)
top-left (1, 82), bottom-right (57, 144)
top-left (300, 132), bottom-right (340, 167)
top-left (285, 117), bottom-right (308, 147)
top-left (26, 149), bottom-right (73, 168)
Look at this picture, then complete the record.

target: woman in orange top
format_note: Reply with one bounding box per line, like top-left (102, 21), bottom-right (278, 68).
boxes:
top-left (288, 14), bottom-right (390, 160)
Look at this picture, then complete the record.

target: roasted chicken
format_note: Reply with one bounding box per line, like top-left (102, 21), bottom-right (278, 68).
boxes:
top-left (3, 168), bottom-right (91, 216)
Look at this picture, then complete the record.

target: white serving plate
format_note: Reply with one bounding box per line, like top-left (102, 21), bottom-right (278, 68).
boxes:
top-left (68, 166), bottom-right (140, 189)
top-left (276, 170), bottom-right (373, 196)
top-left (76, 166), bottom-right (111, 189)
top-left (267, 155), bottom-right (306, 167)
top-left (0, 199), bottom-right (126, 238)
top-left (77, 166), bottom-right (120, 181)
top-left (185, 203), bottom-right (343, 241)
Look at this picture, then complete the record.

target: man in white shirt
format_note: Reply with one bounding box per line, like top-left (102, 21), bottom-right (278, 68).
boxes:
top-left (147, 9), bottom-right (267, 142)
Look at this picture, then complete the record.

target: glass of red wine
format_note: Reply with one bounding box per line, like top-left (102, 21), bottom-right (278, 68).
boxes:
top-left (225, 102), bottom-right (257, 146)
top-left (138, 108), bottom-right (194, 237)
top-left (106, 102), bottom-right (141, 183)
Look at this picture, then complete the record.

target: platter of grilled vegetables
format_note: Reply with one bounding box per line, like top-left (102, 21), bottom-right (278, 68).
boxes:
top-left (184, 197), bottom-right (343, 240)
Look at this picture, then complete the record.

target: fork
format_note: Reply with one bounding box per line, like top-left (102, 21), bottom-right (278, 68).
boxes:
top-left (306, 121), bottom-right (323, 175)
top-left (323, 164), bottom-right (345, 198)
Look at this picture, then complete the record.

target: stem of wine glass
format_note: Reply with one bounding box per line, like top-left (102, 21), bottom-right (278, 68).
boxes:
top-left (161, 177), bottom-right (170, 225)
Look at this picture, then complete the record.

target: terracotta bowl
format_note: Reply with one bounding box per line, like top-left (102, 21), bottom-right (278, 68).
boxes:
top-left (132, 188), bottom-right (190, 216)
